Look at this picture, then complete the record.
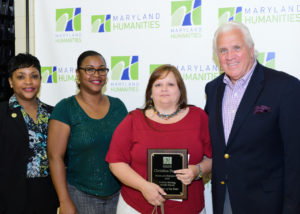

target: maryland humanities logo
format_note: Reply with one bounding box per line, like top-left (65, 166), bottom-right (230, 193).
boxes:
top-left (218, 4), bottom-right (300, 24)
top-left (171, 0), bottom-right (202, 39)
top-left (91, 15), bottom-right (111, 33)
top-left (177, 64), bottom-right (220, 81)
top-left (92, 13), bottom-right (160, 33)
top-left (55, 8), bottom-right (82, 42)
top-left (171, 0), bottom-right (202, 26)
top-left (218, 7), bottom-right (242, 24)
top-left (150, 63), bottom-right (220, 81)
top-left (41, 66), bottom-right (76, 83)
top-left (56, 8), bottom-right (81, 32)
top-left (257, 52), bottom-right (275, 69)
top-left (110, 56), bottom-right (139, 92)
top-left (41, 67), bottom-right (57, 83)
top-left (244, 4), bottom-right (300, 24)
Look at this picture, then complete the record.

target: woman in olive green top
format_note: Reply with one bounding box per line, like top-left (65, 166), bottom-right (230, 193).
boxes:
top-left (47, 50), bottom-right (127, 214)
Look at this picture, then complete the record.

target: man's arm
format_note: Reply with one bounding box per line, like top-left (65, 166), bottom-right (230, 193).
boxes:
top-left (279, 77), bottom-right (300, 213)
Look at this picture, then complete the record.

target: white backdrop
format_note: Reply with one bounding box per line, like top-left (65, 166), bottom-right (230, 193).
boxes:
top-left (35, 0), bottom-right (300, 213)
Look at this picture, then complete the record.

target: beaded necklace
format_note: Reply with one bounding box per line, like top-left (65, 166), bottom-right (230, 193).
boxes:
top-left (153, 106), bottom-right (181, 120)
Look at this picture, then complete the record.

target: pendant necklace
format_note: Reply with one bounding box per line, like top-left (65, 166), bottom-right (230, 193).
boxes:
top-left (153, 106), bottom-right (181, 120)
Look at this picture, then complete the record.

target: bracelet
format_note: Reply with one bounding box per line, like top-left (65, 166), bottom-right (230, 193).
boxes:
top-left (197, 164), bottom-right (203, 179)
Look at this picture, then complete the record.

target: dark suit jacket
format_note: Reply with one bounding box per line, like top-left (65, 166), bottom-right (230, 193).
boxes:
top-left (205, 63), bottom-right (300, 214)
top-left (0, 101), bottom-right (58, 214)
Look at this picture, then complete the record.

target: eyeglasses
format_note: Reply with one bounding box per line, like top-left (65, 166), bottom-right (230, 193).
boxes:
top-left (78, 67), bottom-right (109, 76)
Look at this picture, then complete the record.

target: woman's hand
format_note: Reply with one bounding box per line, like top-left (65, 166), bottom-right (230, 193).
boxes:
top-left (109, 163), bottom-right (167, 206)
top-left (174, 165), bottom-right (199, 185)
top-left (140, 181), bottom-right (166, 206)
top-left (59, 199), bottom-right (78, 214)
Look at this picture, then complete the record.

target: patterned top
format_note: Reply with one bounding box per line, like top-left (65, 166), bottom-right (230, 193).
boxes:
top-left (9, 94), bottom-right (51, 178)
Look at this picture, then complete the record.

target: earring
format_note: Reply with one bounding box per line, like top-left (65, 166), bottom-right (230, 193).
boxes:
top-left (76, 78), bottom-right (80, 85)
top-left (149, 98), bottom-right (153, 107)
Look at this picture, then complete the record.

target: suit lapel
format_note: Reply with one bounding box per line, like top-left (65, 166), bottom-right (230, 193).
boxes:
top-left (8, 107), bottom-right (29, 140)
top-left (227, 63), bottom-right (265, 146)
top-left (216, 80), bottom-right (226, 146)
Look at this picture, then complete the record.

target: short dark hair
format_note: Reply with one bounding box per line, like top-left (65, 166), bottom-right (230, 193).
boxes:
top-left (77, 50), bottom-right (106, 69)
top-left (7, 53), bottom-right (41, 78)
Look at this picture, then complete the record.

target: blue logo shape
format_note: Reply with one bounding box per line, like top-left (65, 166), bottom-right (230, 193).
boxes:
top-left (41, 66), bottom-right (57, 83)
top-left (56, 8), bottom-right (81, 32)
top-left (218, 7), bottom-right (242, 24)
top-left (258, 52), bottom-right (275, 69)
top-left (91, 14), bottom-right (111, 33)
top-left (171, 0), bottom-right (202, 27)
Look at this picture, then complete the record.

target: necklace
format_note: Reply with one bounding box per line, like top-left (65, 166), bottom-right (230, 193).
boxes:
top-left (153, 106), bottom-right (181, 120)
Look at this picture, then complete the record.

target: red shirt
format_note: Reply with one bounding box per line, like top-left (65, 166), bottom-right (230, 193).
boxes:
top-left (106, 106), bottom-right (212, 214)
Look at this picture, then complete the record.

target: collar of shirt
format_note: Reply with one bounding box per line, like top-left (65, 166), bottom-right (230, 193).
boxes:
top-left (223, 60), bottom-right (257, 90)
top-left (8, 94), bottom-right (45, 124)
top-left (9, 94), bottom-right (41, 110)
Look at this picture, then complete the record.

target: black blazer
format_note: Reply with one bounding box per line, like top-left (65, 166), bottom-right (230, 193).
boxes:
top-left (0, 101), bottom-right (58, 213)
top-left (205, 63), bottom-right (300, 214)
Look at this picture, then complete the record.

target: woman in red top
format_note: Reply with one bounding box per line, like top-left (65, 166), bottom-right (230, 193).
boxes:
top-left (106, 64), bottom-right (212, 214)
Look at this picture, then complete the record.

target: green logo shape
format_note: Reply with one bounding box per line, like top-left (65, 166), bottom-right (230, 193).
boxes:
top-left (218, 7), bottom-right (242, 25)
top-left (171, 0), bottom-right (201, 27)
top-left (41, 67), bottom-right (57, 83)
top-left (111, 56), bottom-right (138, 80)
top-left (257, 52), bottom-right (275, 69)
top-left (56, 8), bottom-right (81, 32)
top-left (91, 15), bottom-right (103, 32)
top-left (150, 64), bottom-right (163, 75)
top-left (91, 15), bottom-right (111, 32)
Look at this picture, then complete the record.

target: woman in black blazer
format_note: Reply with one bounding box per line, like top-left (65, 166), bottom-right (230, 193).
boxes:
top-left (0, 53), bottom-right (58, 214)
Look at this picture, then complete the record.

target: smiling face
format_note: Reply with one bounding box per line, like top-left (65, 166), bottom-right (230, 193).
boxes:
top-left (217, 28), bottom-right (255, 84)
top-left (76, 55), bottom-right (107, 94)
top-left (9, 66), bottom-right (41, 102)
top-left (151, 71), bottom-right (181, 109)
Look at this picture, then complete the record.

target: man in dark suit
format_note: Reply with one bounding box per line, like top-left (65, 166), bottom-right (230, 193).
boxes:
top-left (205, 21), bottom-right (300, 214)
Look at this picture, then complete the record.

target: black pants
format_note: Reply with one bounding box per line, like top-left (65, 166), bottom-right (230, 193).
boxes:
top-left (1, 177), bottom-right (58, 214)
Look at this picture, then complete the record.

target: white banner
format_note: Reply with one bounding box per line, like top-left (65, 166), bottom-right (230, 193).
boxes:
top-left (35, 0), bottom-right (300, 213)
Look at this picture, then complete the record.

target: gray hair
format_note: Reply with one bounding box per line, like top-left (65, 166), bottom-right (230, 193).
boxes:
top-left (213, 21), bottom-right (257, 58)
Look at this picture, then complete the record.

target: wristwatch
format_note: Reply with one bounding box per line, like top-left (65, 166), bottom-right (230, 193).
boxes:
top-left (197, 164), bottom-right (203, 179)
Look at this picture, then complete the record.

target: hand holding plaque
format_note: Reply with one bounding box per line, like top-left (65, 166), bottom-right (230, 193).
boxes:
top-left (147, 149), bottom-right (188, 199)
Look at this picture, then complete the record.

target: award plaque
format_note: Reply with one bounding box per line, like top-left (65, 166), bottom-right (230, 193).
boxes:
top-left (147, 149), bottom-right (188, 199)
